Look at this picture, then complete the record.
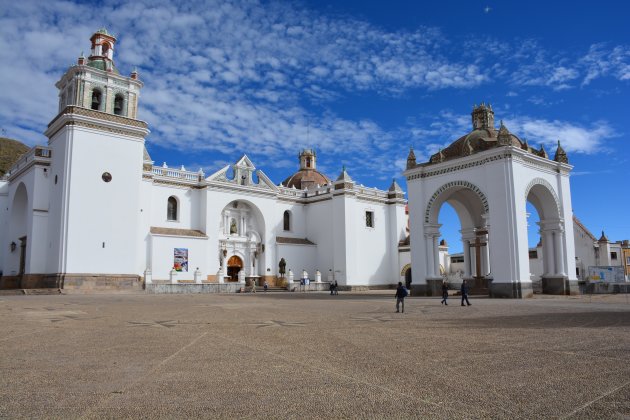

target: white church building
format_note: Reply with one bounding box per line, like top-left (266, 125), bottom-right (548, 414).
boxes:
top-left (0, 30), bottom-right (408, 292)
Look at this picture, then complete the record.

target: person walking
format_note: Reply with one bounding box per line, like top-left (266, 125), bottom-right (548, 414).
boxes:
top-left (251, 279), bottom-right (256, 293)
top-left (441, 280), bottom-right (449, 305)
top-left (461, 279), bottom-right (471, 306)
top-left (395, 281), bottom-right (408, 313)
top-left (263, 280), bottom-right (268, 292)
top-left (333, 280), bottom-right (339, 295)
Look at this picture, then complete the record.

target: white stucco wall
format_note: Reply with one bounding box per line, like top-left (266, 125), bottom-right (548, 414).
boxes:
top-left (276, 243), bottom-right (317, 277)
top-left (60, 126), bottom-right (144, 275)
top-left (149, 234), bottom-right (208, 280)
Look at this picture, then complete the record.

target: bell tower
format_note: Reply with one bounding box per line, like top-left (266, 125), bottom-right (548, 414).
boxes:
top-left (56, 28), bottom-right (141, 118)
top-left (43, 29), bottom-right (149, 291)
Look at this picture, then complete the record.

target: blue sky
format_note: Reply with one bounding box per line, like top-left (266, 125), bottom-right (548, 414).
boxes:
top-left (1, 0), bottom-right (629, 251)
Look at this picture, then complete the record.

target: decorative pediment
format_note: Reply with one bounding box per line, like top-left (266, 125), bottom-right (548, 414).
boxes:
top-left (206, 165), bottom-right (231, 182)
top-left (206, 157), bottom-right (276, 191)
top-left (256, 170), bottom-right (279, 191)
top-left (234, 154), bottom-right (256, 169)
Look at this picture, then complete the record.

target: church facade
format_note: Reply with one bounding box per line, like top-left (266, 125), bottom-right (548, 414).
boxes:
top-left (0, 30), bottom-right (407, 292)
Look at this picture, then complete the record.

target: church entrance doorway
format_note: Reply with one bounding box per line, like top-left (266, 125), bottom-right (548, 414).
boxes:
top-left (227, 255), bottom-right (243, 281)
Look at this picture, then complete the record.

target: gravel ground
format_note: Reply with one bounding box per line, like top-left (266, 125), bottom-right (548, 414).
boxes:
top-left (0, 291), bottom-right (629, 419)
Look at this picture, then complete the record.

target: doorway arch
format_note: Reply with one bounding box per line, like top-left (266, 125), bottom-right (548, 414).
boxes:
top-left (9, 183), bottom-right (29, 285)
top-left (218, 199), bottom-right (265, 280)
top-left (524, 178), bottom-right (567, 294)
top-left (423, 181), bottom-right (490, 295)
top-left (227, 255), bottom-right (243, 281)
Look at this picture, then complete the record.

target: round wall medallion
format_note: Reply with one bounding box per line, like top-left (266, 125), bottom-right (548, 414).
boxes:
top-left (102, 172), bottom-right (112, 182)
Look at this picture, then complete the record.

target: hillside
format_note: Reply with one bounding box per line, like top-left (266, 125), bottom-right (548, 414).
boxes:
top-left (0, 137), bottom-right (29, 177)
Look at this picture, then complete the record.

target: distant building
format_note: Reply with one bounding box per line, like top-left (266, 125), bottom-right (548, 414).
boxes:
top-left (529, 216), bottom-right (629, 282)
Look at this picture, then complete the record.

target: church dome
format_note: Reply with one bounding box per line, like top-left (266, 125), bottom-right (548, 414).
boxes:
top-left (282, 149), bottom-right (331, 189)
top-left (282, 169), bottom-right (331, 189)
top-left (426, 103), bottom-right (546, 165)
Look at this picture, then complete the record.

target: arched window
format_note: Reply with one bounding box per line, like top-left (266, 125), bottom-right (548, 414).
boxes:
top-left (91, 89), bottom-right (102, 111)
top-left (167, 196), bottom-right (178, 221)
top-left (306, 157), bottom-right (312, 168)
top-left (113, 94), bottom-right (124, 115)
top-left (283, 210), bottom-right (291, 231)
top-left (101, 42), bottom-right (110, 57)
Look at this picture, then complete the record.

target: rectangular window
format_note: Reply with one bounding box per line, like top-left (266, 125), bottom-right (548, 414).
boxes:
top-left (627, 256), bottom-right (630, 265)
top-left (611, 252), bottom-right (618, 260)
top-left (365, 211), bottom-right (374, 228)
top-left (529, 250), bottom-right (538, 259)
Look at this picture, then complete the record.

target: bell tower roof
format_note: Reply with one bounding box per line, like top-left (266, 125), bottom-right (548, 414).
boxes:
top-left (87, 28), bottom-right (119, 74)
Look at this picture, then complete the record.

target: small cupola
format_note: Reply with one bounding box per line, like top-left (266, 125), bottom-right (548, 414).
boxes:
top-left (598, 231), bottom-right (609, 243)
top-left (299, 149), bottom-right (317, 170)
top-left (88, 28), bottom-right (119, 74)
top-left (471, 102), bottom-right (495, 130)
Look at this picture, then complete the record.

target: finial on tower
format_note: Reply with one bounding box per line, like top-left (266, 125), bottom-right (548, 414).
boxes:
top-left (553, 140), bottom-right (568, 164)
top-left (406, 146), bottom-right (417, 170)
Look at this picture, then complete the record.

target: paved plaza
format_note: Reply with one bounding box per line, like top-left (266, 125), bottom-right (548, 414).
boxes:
top-left (1, 291), bottom-right (629, 419)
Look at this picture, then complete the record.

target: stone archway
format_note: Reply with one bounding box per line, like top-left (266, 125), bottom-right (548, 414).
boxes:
top-left (6, 183), bottom-right (29, 288)
top-left (524, 178), bottom-right (569, 294)
top-left (422, 180), bottom-right (490, 295)
top-left (404, 103), bottom-right (578, 298)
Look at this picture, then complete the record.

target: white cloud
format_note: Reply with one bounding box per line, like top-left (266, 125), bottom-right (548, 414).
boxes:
top-left (503, 118), bottom-right (615, 154)
top-left (0, 0), bottom-right (626, 185)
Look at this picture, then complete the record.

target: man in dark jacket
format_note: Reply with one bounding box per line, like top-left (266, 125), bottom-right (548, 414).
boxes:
top-left (461, 279), bottom-right (471, 306)
top-left (395, 281), bottom-right (407, 313)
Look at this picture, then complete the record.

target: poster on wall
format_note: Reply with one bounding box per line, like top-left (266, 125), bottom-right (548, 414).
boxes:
top-left (588, 266), bottom-right (624, 283)
top-left (174, 248), bottom-right (189, 272)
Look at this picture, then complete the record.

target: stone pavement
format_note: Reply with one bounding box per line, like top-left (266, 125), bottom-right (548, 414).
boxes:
top-left (0, 292), bottom-right (629, 419)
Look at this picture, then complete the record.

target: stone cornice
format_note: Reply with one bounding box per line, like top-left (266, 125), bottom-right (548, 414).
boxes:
top-left (56, 65), bottom-right (143, 90)
top-left (404, 146), bottom-right (572, 180)
top-left (45, 106), bottom-right (149, 140)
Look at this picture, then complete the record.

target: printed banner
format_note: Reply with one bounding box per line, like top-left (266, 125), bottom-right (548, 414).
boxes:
top-left (174, 248), bottom-right (189, 272)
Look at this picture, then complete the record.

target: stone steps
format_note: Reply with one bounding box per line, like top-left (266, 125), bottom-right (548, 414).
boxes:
top-left (248, 287), bottom-right (287, 293)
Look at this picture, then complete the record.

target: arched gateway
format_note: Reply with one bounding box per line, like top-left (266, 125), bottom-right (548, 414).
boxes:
top-left (404, 104), bottom-right (578, 298)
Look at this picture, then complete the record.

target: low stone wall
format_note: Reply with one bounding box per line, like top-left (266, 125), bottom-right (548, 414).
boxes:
top-left (287, 281), bottom-right (332, 292)
top-left (581, 282), bottom-right (630, 294)
top-left (1, 274), bottom-right (57, 289)
top-left (61, 274), bottom-right (143, 293)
